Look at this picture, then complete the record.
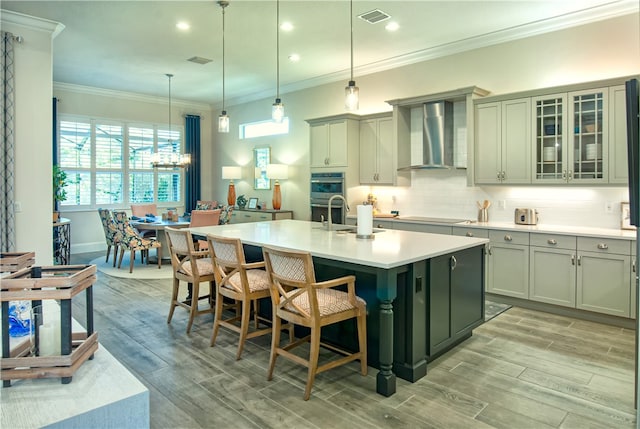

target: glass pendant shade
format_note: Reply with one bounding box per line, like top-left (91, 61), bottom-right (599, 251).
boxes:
top-left (272, 98), bottom-right (284, 123)
top-left (345, 80), bottom-right (359, 111)
top-left (218, 110), bottom-right (230, 133)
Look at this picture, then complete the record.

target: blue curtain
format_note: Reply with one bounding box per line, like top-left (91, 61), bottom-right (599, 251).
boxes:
top-left (185, 115), bottom-right (201, 212)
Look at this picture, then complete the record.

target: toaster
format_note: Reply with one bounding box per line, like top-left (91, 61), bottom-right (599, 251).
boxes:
top-left (514, 208), bottom-right (538, 225)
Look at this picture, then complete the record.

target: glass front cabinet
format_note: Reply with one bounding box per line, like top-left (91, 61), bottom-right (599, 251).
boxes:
top-left (533, 88), bottom-right (608, 184)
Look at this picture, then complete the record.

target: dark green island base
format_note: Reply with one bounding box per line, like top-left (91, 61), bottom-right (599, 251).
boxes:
top-left (247, 243), bottom-right (486, 397)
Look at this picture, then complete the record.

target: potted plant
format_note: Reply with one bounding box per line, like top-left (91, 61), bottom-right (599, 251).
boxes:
top-left (53, 165), bottom-right (67, 222)
top-left (236, 194), bottom-right (247, 210)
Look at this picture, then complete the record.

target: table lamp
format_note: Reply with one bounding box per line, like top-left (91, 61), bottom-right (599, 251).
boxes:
top-left (221, 166), bottom-right (242, 206)
top-left (266, 163), bottom-right (288, 210)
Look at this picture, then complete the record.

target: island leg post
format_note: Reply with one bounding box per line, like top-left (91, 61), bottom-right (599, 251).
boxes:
top-left (376, 269), bottom-right (397, 397)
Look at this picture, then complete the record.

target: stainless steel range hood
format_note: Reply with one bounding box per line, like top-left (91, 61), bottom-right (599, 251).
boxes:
top-left (399, 101), bottom-right (454, 170)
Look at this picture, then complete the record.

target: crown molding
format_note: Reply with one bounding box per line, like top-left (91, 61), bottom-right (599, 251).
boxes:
top-left (53, 82), bottom-right (213, 112)
top-left (0, 9), bottom-right (65, 38)
top-left (226, 1), bottom-right (639, 107)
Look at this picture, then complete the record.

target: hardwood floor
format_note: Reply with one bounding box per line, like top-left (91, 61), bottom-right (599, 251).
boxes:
top-left (72, 252), bottom-right (637, 428)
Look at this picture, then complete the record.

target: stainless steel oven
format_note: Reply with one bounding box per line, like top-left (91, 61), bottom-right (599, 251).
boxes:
top-left (310, 172), bottom-right (346, 224)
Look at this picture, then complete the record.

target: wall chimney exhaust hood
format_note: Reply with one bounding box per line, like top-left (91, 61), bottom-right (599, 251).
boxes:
top-left (399, 100), bottom-right (454, 170)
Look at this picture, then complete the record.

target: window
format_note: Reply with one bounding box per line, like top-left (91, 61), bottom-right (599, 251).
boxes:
top-left (240, 117), bottom-right (289, 139)
top-left (58, 116), bottom-right (185, 209)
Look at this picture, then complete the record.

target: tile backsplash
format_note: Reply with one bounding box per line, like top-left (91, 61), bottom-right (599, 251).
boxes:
top-left (351, 169), bottom-right (630, 230)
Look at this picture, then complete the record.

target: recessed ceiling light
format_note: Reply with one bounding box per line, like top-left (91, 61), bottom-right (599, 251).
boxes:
top-left (288, 53), bottom-right (300, 62)
top-left (280, 22), bottom-right (294, 32)
top-left (176, 21), bottom-right (190, 31)
top-left (385, 21), bottom-right (399, 32)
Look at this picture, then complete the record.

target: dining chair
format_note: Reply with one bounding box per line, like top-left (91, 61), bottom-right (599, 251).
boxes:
top-left (189, 209), bottom-right (221, 251)
top-left (97, 208), bottom-right (121, 266)
top-left (165, 227), bottom-right (215, 334)
top-left (131, 203), bottom-right (157, 217)
top-left (112, 211), bottom-right (162, 273)
top-left (207, 235), bottom-right (283, 360)
top-left (194, 200), bottom-right (218, 211)
top-left (262, 245), bottom-right (368, 400)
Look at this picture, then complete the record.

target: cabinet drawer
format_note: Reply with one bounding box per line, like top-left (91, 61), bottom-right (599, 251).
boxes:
top-left (488, 230), bottom-right (529, 245)
top-left (452, 227), bottom-right (489, 238)
top-left (530, 233), bottom-right (576, 250)
top-left (577, 237), bottom-right (631, 255)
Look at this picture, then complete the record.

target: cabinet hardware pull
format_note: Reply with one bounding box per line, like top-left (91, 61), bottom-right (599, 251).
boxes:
top-left (562, 170), bottom-right (566, 179)
top-left (497, 171), bottom-right (501, 180)
top-left (502, 171), bottom-right (506, 180)
top-left (577, 256), bottom-right (581, 266)
top-left (571, 255), bottom-right (575, 265)
top-left (504, 235), bottom-right (512, 242)
top-left (597, 243), bottom-right (608, 250)
top-left (450, 255), bottom-right (457, 271)
top-left (633, 259), bottom-right (636, 273)
top-left (487, 246), bottom-right (492, 255)
top-left (466, 232), bottom-right (473, 237)
top-left (547, 239), bottom-right (557, 245)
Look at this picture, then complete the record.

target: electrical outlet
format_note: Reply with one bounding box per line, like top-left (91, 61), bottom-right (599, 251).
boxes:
top-left (498, 200), bottom-right (506, 210)
top-left (391, 195), bottom-right (396, 204)
top-left (605, 201), bottom-right (614, 213)
top-left (14, 202), bottom-right (22, 212)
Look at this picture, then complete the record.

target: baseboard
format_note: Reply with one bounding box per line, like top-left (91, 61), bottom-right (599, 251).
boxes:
top-left (486, 292), bottom-right (636, 329)
top-left (71, 242), bottom-right (106, 254)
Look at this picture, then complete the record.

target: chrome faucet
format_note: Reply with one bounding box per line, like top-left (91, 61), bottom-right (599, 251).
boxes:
top-left (327, 195), bottom-right (350, 231)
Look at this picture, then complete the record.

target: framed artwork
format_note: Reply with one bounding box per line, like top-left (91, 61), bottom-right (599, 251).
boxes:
top-left (621, 202), bottom-right (636, 230)
top-left (248, 197), bottom-right (258, 210)
top-left (254, 146), bottom-right (271, 190)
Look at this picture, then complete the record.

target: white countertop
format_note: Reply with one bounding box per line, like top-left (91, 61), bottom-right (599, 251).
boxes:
top-left (354, 215), bottom-right (638, 240)
top-left (189, 219), bottom-right (488, 270)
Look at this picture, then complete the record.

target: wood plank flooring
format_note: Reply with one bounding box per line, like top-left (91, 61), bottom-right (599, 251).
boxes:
top-left (71, 252), bottom-right (637, 428)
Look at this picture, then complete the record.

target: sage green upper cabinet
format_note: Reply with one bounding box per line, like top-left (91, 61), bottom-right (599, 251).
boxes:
top-left (474, 98), bottom-right (531, 184)
top-left (307, 114), bottom-right (359, 169)
top-left (360, 114), bottom-right (394, 185)
top-left (609, 84), bottom-right (629, 184)
top-left (532, 88), bottom-right (609, 184)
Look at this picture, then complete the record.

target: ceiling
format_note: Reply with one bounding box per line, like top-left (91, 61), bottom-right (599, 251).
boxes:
top-left (2, 1), bottom-right (638, 107)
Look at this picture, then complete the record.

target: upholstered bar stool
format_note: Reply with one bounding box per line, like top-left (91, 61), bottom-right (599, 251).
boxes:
top-left (207, 235), bottom-right (280, 360)
top-left (165, 227), bottom-right (215, 333)
top-left (262, 245), bottom-right (368, 400)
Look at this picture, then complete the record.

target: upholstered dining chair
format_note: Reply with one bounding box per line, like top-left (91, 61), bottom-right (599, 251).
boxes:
top-left (112, 211), bottom-right (162, 273)
top-left (189, 209), bottom-right (221, 251)
top-left (97, 208), bottom-right (121, 266)
top-left (165, 227), bottom-right (215, 334)
top-left (131, 203), bottom-right (157, 217)
top-left (194, 200), bottom-right (218, 211)
top-left (262, 245), bottom-right (368, 401)
top-left (207, 235), bottom-right (283, 360)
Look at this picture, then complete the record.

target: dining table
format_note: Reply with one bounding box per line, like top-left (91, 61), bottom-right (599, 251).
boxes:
top-left (129, 216), bottom-right (190, 260)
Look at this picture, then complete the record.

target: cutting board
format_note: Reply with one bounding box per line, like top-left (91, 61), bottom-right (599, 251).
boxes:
top-left (373, 213), bottom-right (398, 218)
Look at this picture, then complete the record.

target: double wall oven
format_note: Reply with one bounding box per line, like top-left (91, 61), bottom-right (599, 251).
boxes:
top-left (310, 172), bottom-right (346, 224)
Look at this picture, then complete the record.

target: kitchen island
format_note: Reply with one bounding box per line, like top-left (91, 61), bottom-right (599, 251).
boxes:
top-left (189, 219), bottom-right (488, 396)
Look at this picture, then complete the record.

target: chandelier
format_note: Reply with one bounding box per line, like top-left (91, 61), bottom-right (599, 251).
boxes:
top-left (151, 73), bottom-right (191, 168)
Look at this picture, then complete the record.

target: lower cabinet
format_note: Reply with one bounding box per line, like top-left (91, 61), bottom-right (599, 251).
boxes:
top-left (487, 230), bottom-right (529, 298)
top-left (396, 221), bottom-right (452, 235)
top-left (428, 246), bottom-right (484, 358)
top-left (529, 234), bottom-right (631, 317)
top-left (231, 209), bottom-right (293, 224)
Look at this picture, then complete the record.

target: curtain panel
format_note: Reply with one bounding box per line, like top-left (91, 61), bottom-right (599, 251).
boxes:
top-left (1, 31), bottom-right (16, 252)
top-left (185, 115), bottom-right (201, 212)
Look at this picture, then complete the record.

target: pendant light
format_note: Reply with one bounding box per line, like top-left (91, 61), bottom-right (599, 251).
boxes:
top-left (151, 74), bottom-right (191, 168)
top-left (345, 0), bottom-right (359, 111)
top-left (218, 1), bottom-right (230, 133)
top-left (271, 0), bottom-right (284, 123)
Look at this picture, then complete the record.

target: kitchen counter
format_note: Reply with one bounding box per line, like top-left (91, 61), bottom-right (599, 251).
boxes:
top-left (189, 219), bottom-right (488, 397)
top-left (351, 215), bottom-right (637, 240)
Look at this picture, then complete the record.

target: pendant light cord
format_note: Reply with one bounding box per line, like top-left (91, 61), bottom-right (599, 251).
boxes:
top-left (350, 0), bottom-right (353, 82)
top-left (221, 3), bottom-right (226, 110)
top-left (276, 0), bottom-right (280, 99)
top-left (166, 73), bottom-right (173, 141)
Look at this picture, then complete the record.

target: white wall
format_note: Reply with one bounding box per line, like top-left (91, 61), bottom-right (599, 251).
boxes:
top-left (12, 11), bottom-right (639, 255)
top-left (2, 11), bottom-right (64, 264)
top-left (214, 12), bottom-right (640, 230)
top-left (53, 85), bottom-right (213, 254)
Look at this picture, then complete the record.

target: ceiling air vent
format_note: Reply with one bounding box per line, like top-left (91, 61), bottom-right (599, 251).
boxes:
top-left (358, 9), bottom-right (390, 24)
top-left (187, 56), bottom-right (212, 65)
